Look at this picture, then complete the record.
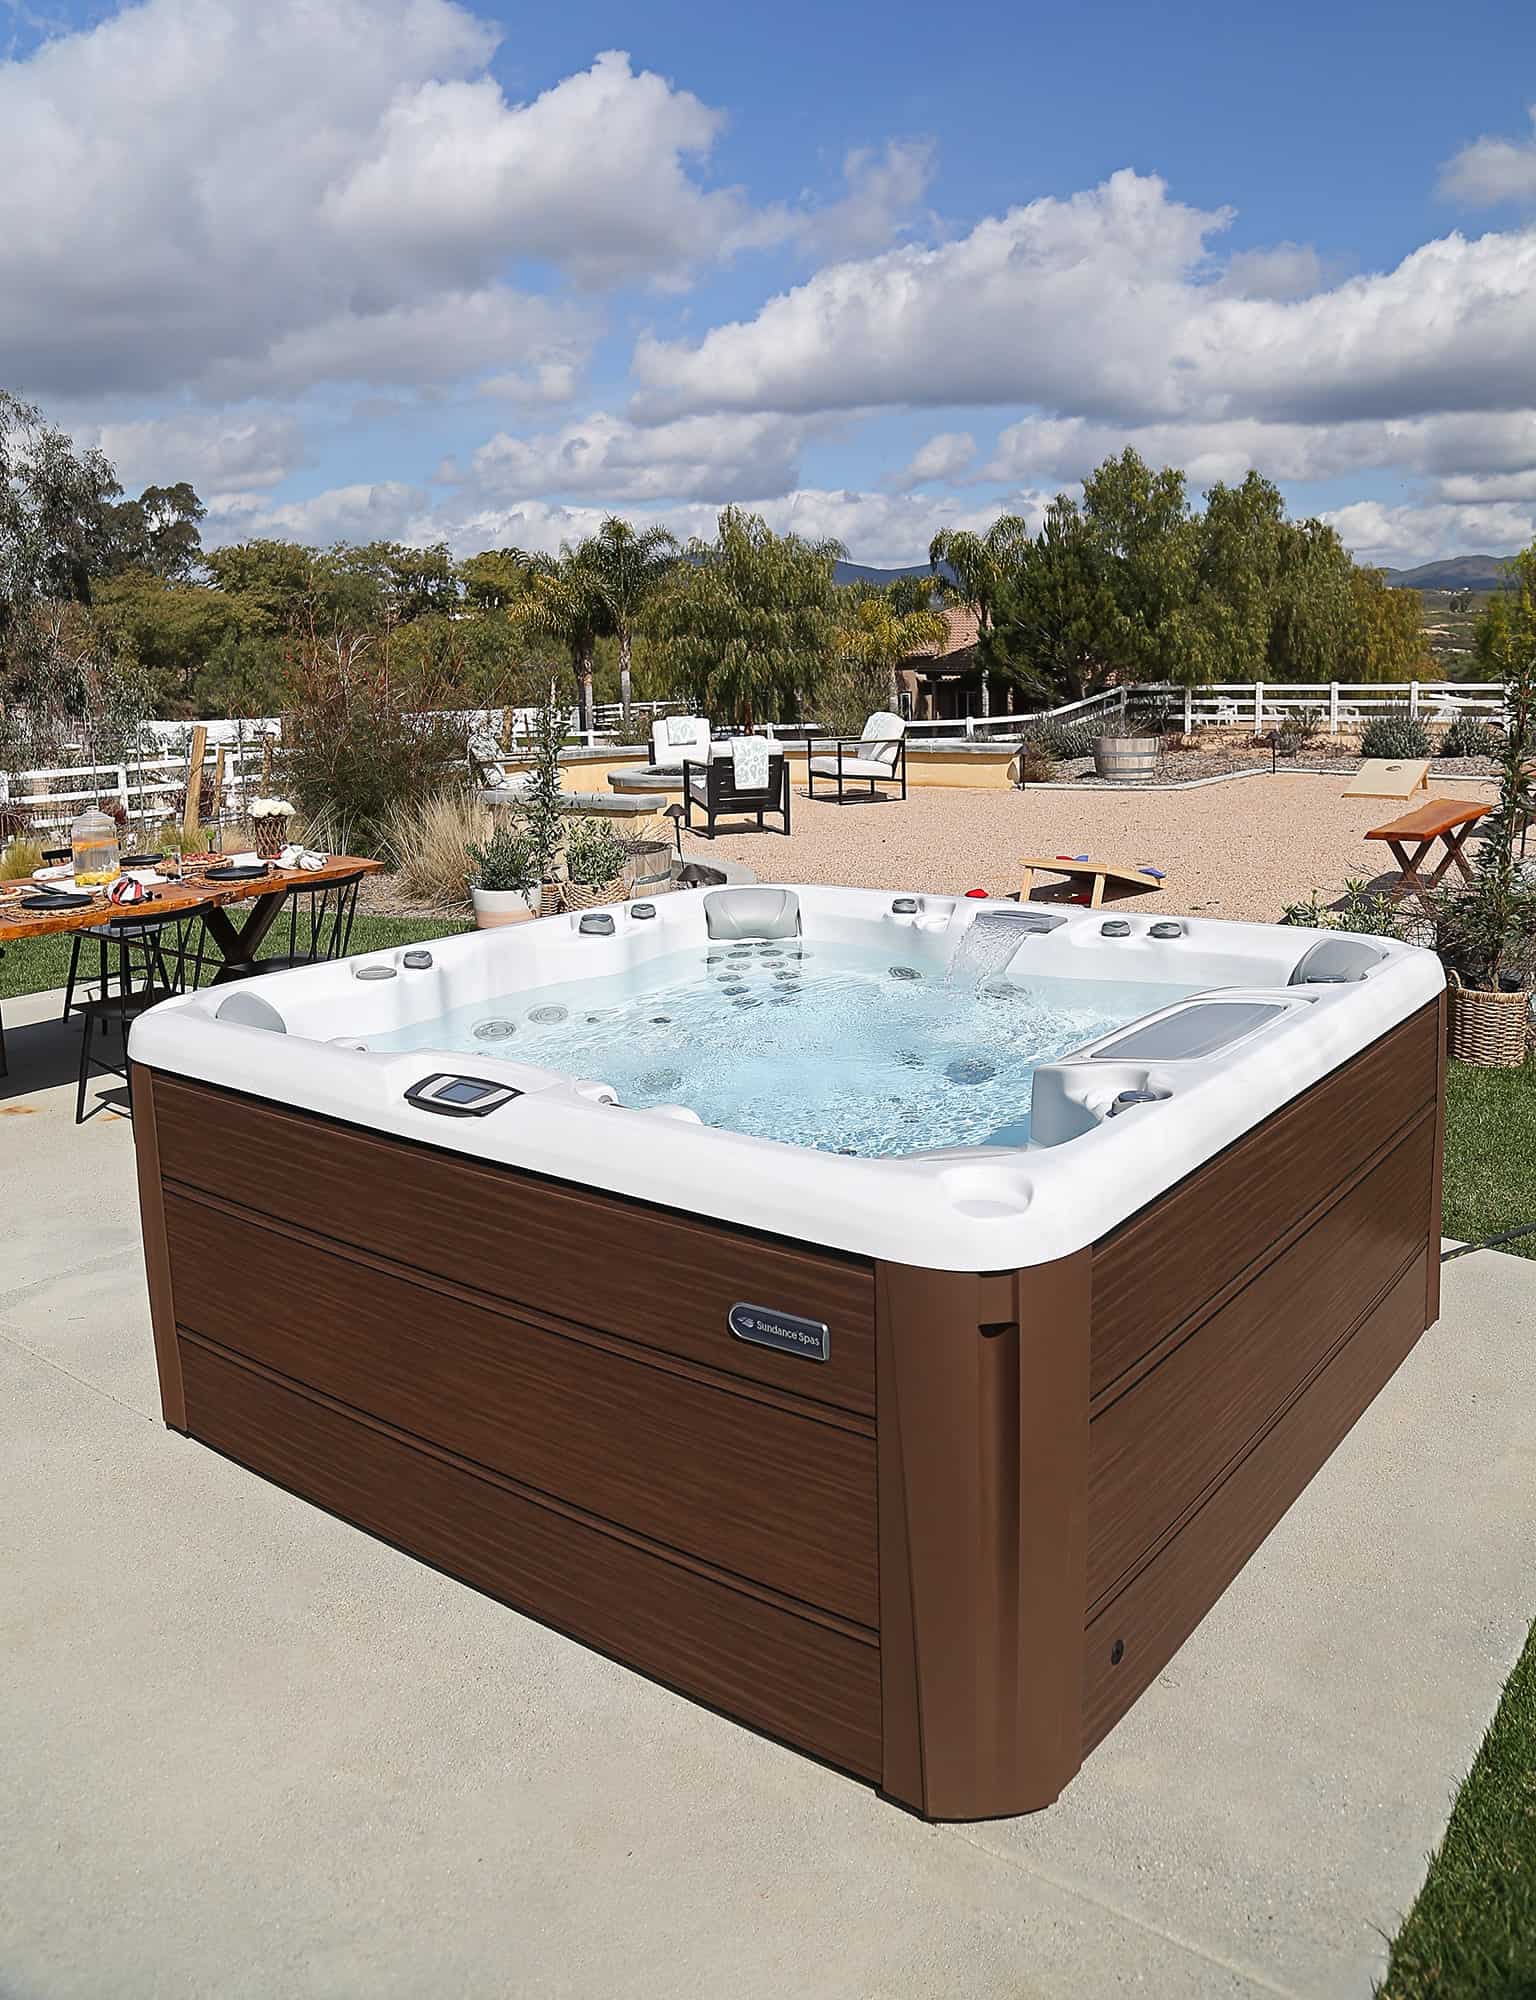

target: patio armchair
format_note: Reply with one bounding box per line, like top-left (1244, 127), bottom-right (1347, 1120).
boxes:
top-left (682, 737), bottom-right (790, 839)
top-left (807, 712), bottom-right (908, 803)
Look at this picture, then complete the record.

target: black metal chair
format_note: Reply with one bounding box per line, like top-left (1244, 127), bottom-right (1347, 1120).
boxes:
top-left (212, 867), bottom-right (365, 982)
top-left (75, 909), bottom-right (198, 1123)
top-left (681, 750), bottom-right (791, 839)
top-left (59, 849), bottom-right (175, 1022)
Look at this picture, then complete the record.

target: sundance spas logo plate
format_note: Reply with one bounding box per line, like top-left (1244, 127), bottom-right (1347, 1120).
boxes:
top-left (728, 1302), bottom-right (830, 1363)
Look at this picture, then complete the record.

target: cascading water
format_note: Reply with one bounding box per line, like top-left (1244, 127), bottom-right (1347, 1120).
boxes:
top-left (944, 911), bottom-right (1042, 990)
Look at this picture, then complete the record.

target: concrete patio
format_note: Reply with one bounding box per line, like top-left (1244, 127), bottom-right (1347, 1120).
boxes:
top-left (3, 984), bottom-right (1535, 2000)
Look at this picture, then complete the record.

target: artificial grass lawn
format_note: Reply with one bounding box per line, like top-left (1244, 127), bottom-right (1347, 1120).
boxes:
top-left (1379, 1621), bottom-right (1536, 1999)
top-left (1439, 1058), bottom-right (1536, 1259)
top-left (0, 913), bottom-right (468, 1002)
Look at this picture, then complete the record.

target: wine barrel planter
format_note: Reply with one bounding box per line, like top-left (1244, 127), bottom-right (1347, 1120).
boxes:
top-left (1093, 735), bottom-right (1161, 783)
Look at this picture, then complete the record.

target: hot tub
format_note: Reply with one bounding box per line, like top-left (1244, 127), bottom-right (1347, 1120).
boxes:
top-left (129, 885), bottom-right (1446, 1819)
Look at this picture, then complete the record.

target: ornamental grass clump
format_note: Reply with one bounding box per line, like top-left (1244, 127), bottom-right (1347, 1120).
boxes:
top-left (385, 789), bottom-right (488, 911)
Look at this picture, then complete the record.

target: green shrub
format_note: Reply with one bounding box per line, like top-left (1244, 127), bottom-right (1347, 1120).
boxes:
top-left (1360, 709), bottom-right (1432, 760)
top-left (1279, 879), bottom-right (1410, 937)
top-left (280, 633), bottom-right (463, 855)
top-left (1441, 714), bottom-right (1497, 760)
top-left (1028, 716), bottom-right (1101, 761)
top-left (563, 815), bottom-right (627, 887)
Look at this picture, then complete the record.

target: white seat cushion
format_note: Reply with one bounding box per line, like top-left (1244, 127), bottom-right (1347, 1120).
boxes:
top-left (810, 754), bottom-right (900, 781)
top-left (652, 715), bottom-right (711, 769)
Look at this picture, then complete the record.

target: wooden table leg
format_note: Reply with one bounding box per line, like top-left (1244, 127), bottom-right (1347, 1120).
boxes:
top-left (1384, 838), bottom-right (1436, 910)
top-left (1089, 873), bottom-right (1106, 909)
top-left (202, 889), bottom-right (289, 979)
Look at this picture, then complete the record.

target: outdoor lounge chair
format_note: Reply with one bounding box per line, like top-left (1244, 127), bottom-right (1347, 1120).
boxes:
top-left (807, 711), bottom-right (908, 803)
top-left (651, 714), bottom-right (712, 770)
top-left (683, 736), bottom-right (790, 839)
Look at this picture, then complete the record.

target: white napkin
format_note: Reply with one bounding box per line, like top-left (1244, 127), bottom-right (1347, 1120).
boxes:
top-left (279, 843), bottom-right (328, 871)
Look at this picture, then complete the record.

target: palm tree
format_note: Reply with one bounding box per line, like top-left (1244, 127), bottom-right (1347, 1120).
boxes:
top-left (579, 517), bottom-right (678, 720)
top-left (834, 591), bottom-right (949, 711)
top-left (517, 552), bottom-right (609, 735)
top-left (929, 517), bottom-right (1032, 718)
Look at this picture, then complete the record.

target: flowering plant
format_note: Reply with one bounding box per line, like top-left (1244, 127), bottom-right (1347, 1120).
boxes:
top-left (248, 796), bottom-right (296, 819)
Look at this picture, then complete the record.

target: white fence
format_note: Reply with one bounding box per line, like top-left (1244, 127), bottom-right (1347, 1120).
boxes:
top-left (0, 679), bottom-right (1509, 835)
top-left (1171, 681), bottom-right (1506, 734)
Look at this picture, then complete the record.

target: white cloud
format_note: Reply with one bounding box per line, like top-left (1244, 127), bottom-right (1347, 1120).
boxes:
top-left (1322, 498), bottom-right (1536, 569)
top-left (82, 410), bottom-right (307, 494)
top-left (208, 477), bottom-right (1030, 568)
top-left (892, 431), bottom-right (976, 488)
top-left (795, 141), bottom-right (936, 259)
top-left (631, 169), bottom-right (1536, 434)
top-left (1211, 242), bottom-right (1324, 301)
top-left (1439, 106), bottom-right (1536, 205)
top-left (0, 7), bottom-right (757, 399)
top-left (441, 410), bottom-right (812, 504)
top-left (210, 481), bottom-right (432, 546)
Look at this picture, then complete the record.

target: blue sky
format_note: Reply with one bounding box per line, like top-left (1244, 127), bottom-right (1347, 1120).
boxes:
top-left (5, 0), bottom-right (1536, 566)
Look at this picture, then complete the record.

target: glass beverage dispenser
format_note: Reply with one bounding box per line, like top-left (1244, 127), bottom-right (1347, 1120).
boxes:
top-left (70, 806), bottom-right (122, 887)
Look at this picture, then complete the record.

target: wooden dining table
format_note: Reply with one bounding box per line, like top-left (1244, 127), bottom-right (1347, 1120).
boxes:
top-left (0, 854), bottom-right (383, 977)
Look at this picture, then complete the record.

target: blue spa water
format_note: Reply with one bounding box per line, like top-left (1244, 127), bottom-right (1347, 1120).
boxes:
top-left (368, 939), bottom-right (1198, 1157)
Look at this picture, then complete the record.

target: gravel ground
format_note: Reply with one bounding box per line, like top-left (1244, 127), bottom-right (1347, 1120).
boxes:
top-left (678, 769), bottom-right (1504, 922)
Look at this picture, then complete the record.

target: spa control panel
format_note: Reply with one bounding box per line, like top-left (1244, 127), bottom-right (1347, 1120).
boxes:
top-left (404, 1073), bottom-right (524, 1118)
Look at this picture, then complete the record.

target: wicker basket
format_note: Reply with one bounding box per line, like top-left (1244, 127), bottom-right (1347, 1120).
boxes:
top-left (1447, 973), bottom-right (1531, 1067)
top-left (253, 816), bottom-right (290, 859)
top-left (559, 875), bottom-right (625, 913)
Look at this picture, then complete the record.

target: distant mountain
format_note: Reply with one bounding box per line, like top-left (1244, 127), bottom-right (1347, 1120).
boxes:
top-left (1380, 554), bottom-right (1514, 591)
top-left (832, 559), bottom-right (948, 587)
top-left (837, 552), bottom-right (1517, 593)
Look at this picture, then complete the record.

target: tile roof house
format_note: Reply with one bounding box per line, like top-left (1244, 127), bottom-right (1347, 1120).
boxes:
top-left (896, 606), bottom-right (1003, 720)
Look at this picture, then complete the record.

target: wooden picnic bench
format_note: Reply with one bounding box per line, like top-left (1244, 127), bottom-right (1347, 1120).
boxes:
top-left (1365, 798), bottom-right (1490, 911)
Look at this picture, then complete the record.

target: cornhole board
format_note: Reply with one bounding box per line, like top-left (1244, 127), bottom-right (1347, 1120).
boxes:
top-left (1342, 758), bottom-right (1431, 800)
top-left (1019, 855), bottom-right (1165, 909)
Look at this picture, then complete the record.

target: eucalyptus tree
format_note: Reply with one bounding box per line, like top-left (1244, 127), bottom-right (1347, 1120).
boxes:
top-left (579, 516), bottom-right (678, 718)
top-left (644, 507), bottom-right (842, 726)
top-left (833, 589), bottom-right (949, 711)
top-left (1, 389), bottom-right (121, 684)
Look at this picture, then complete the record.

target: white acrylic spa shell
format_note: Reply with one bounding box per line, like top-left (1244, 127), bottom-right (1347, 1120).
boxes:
top-left (129, 885), bottom-right (1444, 1271)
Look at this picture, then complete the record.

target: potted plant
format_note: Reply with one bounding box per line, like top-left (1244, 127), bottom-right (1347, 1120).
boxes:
top-left (468, 822), bottom-right (540, 928)
top-left (1431, 626), bottom-right (1536, 1066)
top-left (560, 816), bottom-right (628, 910)
top-left (519, 681), bottom-right (571, 913)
